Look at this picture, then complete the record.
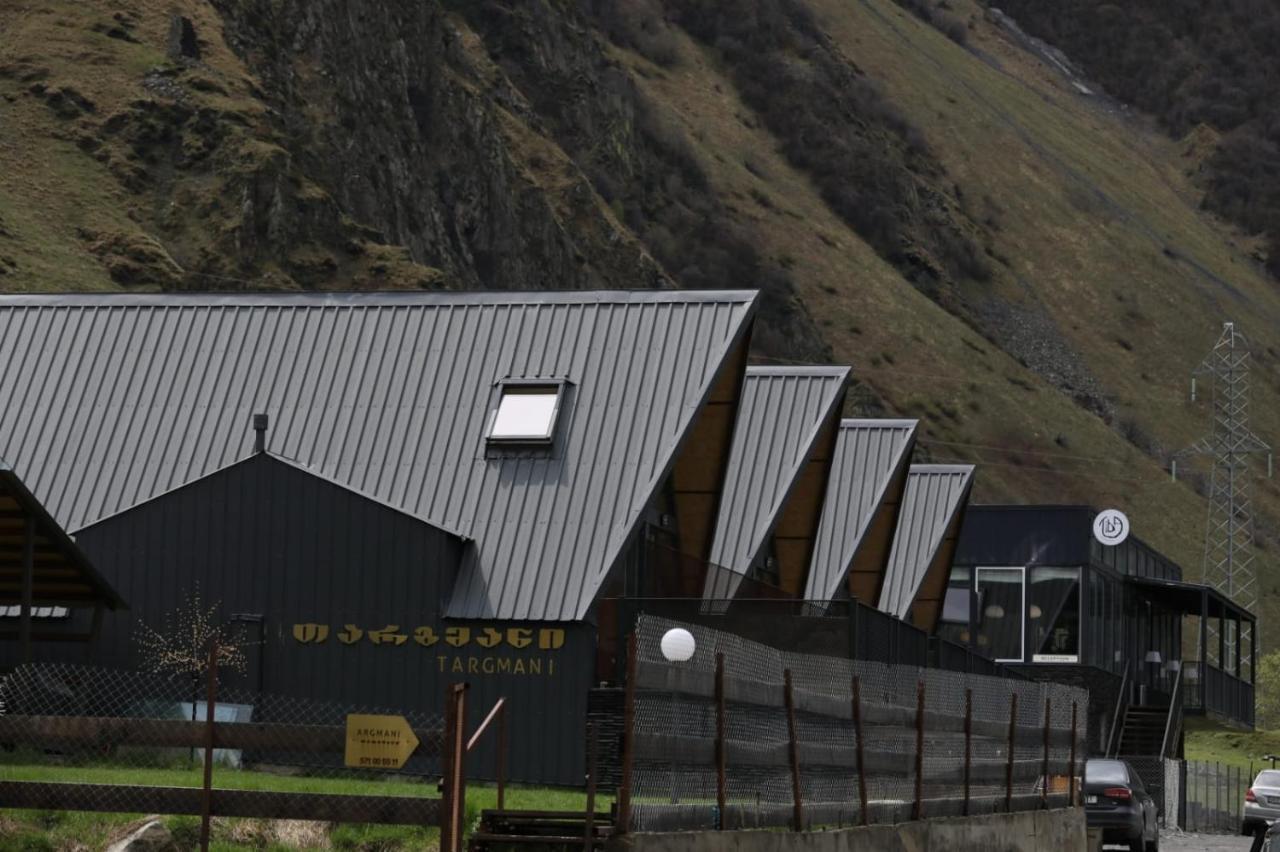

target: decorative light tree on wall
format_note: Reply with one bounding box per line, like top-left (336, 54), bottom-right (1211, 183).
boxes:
top-left (135, 587), bottom-right (250, 762)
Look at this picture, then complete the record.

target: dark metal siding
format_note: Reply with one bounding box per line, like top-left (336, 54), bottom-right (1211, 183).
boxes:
top-left (955, 505), bottom-right (1182, 582)
top-left (58, 454), bottom-right (591, 786)
top-left (954, 505), bottom-right (1093, 567)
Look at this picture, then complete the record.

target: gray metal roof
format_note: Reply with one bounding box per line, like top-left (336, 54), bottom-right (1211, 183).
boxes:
top-left (0, 290), bottom-right (758, 621)
top-left (804, 419), bottom-right (917, 602)
top-left (877, 464), bottom-right (974, 619)
top-left (703, 366), bottom-right (849, 600)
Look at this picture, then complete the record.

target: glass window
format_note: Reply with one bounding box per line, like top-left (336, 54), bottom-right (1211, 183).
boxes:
top-left (936, 567), bottom-right (971, 647)
top-left (1085, 760), bottom-right (1129, 784)
top-left (489, 383), bottom-right (562, 442)
top-left (1029, 566), bottom-right (1080, 662)
top-left (940, 567), bottom-right (971, 623)
top-left (976, 567), bottom-right (1024, 662)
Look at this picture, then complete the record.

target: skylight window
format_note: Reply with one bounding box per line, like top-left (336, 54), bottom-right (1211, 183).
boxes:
top-left (489, 383), bottom-right (563, 443)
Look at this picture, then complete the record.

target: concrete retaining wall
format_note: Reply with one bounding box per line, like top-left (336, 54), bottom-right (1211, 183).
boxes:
top-left (608, 807), bottom-right (1085, 852)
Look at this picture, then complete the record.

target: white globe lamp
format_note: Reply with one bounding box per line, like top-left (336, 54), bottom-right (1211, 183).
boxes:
top-left (661, 628), bottom-right (696, 662)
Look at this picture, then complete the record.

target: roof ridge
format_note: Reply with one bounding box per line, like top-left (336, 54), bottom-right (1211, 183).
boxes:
top-left (838, 418), bottom-right (919, 429)
top-left (744, 364), bottom-right (852, 377)
top-left (0, 289), bottom-right (760, 308)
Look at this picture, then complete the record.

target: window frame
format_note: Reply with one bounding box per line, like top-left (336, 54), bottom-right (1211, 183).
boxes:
top-left (486, 378), bottom-right (569, 445)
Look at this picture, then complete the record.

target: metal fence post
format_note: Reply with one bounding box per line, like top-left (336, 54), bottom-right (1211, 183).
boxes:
top-left (1068, 701), bottom-right (1078, 807)
top-left (497, 701), bottom-right (507, 812)
top-left (584, 722), bottom-right (598, 852)
top-left (617, 633), bottom-right (637, 835)
top-left (1006, 691), bottom-right (1018, 813)
top-left (199, 642), bottom-right (218, 852)
top-left (963, 688), bottom-right (973, 816)
top-left (440, 685), bottom-right (456, 852)
top-left (440, 684), bottom-right (468, 852)
top-left (913, 680), bottom-right (925, 821)
top-left (852, 676), bottom-right (869, 826)
top-left (1041, 697), bottom-right (1051, 809)
top-left (783, 669), bottom-right (803, 831)
top-left (715, 652), bottom-right (726, 830)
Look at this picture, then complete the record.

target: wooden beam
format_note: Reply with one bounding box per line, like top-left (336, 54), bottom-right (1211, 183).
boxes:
top-left (0, 782), bottom-right (439, 826)
top-left (0, 715), bottom-right (445, 757)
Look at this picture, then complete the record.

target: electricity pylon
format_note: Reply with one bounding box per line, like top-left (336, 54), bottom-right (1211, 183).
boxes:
top-left (1174, 322), bottom-right (1272, 666)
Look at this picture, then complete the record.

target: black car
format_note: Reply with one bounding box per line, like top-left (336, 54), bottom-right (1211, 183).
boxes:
top-left (1083, 758), bottom-right (1159, 852)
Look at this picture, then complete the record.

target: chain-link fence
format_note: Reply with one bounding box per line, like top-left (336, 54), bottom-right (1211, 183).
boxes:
top-left (0, 661), bottom-right (460, 846)
top-left (618, 615), bottom-right (1088, 832)
top-left (1181, 759), bottom-right (1253, 833)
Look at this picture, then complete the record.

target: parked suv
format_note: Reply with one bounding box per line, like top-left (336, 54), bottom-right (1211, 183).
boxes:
top-left (1083, 758), bottom-right (1158, 852)
top-left (1243, 769), bottom-right (1280, 836)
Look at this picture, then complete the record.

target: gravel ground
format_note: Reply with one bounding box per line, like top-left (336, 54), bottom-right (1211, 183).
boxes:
top-left (1155, 830), bottom-right (1256, 851)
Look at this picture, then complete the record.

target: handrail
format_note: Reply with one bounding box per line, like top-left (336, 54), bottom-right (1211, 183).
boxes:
top-left (466, 697), bottom-right (506, 752)
top-left (464, 697), bottom-right (508, 811)
top-left (1106, 662), bottom-right (1130, 757)
top-left (1160, 665), bottom-right (1184, 759)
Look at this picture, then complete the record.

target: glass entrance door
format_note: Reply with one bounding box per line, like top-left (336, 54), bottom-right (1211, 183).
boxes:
top-left (976, 567), bottom-right (1025, 662)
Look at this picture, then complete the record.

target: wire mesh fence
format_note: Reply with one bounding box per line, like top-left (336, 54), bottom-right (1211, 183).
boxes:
top-left (619, 615), bottom-right (1089, 832)
top-left (0, 661), bottom-right (455, 841)
top-left (1181, 759), bottom-right (1252, 834)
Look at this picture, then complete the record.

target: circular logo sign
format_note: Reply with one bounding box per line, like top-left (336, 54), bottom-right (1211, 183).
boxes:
top-left (1093, 509), bottom-right (1130, 546)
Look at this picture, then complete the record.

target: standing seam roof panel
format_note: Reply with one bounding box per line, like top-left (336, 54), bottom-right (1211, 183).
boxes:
top-left (804, 419), bottom-right (918, 601)
top-left (877, 464), bottom-right (974, 619)
top-left (0, 291), bottom-right (757, 622)
top-left (703, 366), bottom-right (849, 600)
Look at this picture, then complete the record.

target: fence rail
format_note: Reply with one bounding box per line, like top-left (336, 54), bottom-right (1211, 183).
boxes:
top-left (0, 656), bottom-right (474, 851)
top-left (618, 615), bottom-right (1088, 833)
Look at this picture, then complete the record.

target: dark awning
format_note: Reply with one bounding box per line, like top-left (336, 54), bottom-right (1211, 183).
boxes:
top-left (0, 461), bottom-right (126, 611)
top-left (1126, 575), bottom-right (1252, 623)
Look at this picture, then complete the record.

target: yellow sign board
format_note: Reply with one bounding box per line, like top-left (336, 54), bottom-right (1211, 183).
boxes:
top-left (344, 714), bottom-right (421, 770)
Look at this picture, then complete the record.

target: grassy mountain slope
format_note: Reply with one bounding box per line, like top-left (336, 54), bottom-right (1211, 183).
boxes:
top-left (2, 0), bottom-right (1279, 624)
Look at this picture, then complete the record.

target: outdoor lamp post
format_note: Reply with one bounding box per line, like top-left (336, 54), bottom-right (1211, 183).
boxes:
top-left (661, 628), bottom-right (696, 806)
top-left (1144, 650), bottom-right (1162, 701)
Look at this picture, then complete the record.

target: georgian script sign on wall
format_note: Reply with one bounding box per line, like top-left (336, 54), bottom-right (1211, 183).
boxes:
top-left (292, 622), bottom-right (569, 676)
top-left (344, 714), bottom-right (421, 769)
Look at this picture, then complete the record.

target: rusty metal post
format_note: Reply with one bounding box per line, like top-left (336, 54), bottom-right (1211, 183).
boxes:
top-left (440, 684), bottom-right (468, 852)
top-left (715, 651), bottom-right (727, 830)
top-left (497, 701), bottom-right (507, 812)
top-left (1068, 701), bottom-right (1078, 807)
top-left (584, 722), bottom-right (599, 852)
top-left (783, 669), bottom-right (803, 831)
top-left (616, 633), bottom-right (638, 834)
top-left (1041, 697), bottom-right (1051, 809)
top-left (440, 686), bottom-right (456, 852)
top-left (454, 685), bottom-right (468, 852)
top-left (852, 676), bottom-right (868, 826)
top-left (1005, 691), bottom-right (1018, 813)
top-left (913, 680), bottom-right (925, 821)
top-left (199, 642), bottom-right (218, 852)
top-left (963, 688), bottom-right (973, 816)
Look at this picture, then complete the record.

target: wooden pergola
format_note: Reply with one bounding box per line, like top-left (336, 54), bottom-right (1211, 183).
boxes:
top-left (0, 460), bottom-right (126, 661)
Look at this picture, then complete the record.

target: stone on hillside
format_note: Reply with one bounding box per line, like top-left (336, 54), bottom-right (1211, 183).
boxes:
top-left (167, 15), bottom-right (200, 60)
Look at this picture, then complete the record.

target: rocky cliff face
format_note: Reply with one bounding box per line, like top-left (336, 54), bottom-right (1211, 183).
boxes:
top-left (8, 0), bottom-right (1280, 603)
top-left (212, 0), bottom-right (663, 294)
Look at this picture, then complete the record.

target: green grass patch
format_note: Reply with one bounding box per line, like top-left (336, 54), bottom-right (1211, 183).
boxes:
top-left (0, 759), bottom-right (609, 850)
top-left (1185, 716), bottom-right (1280, 775)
